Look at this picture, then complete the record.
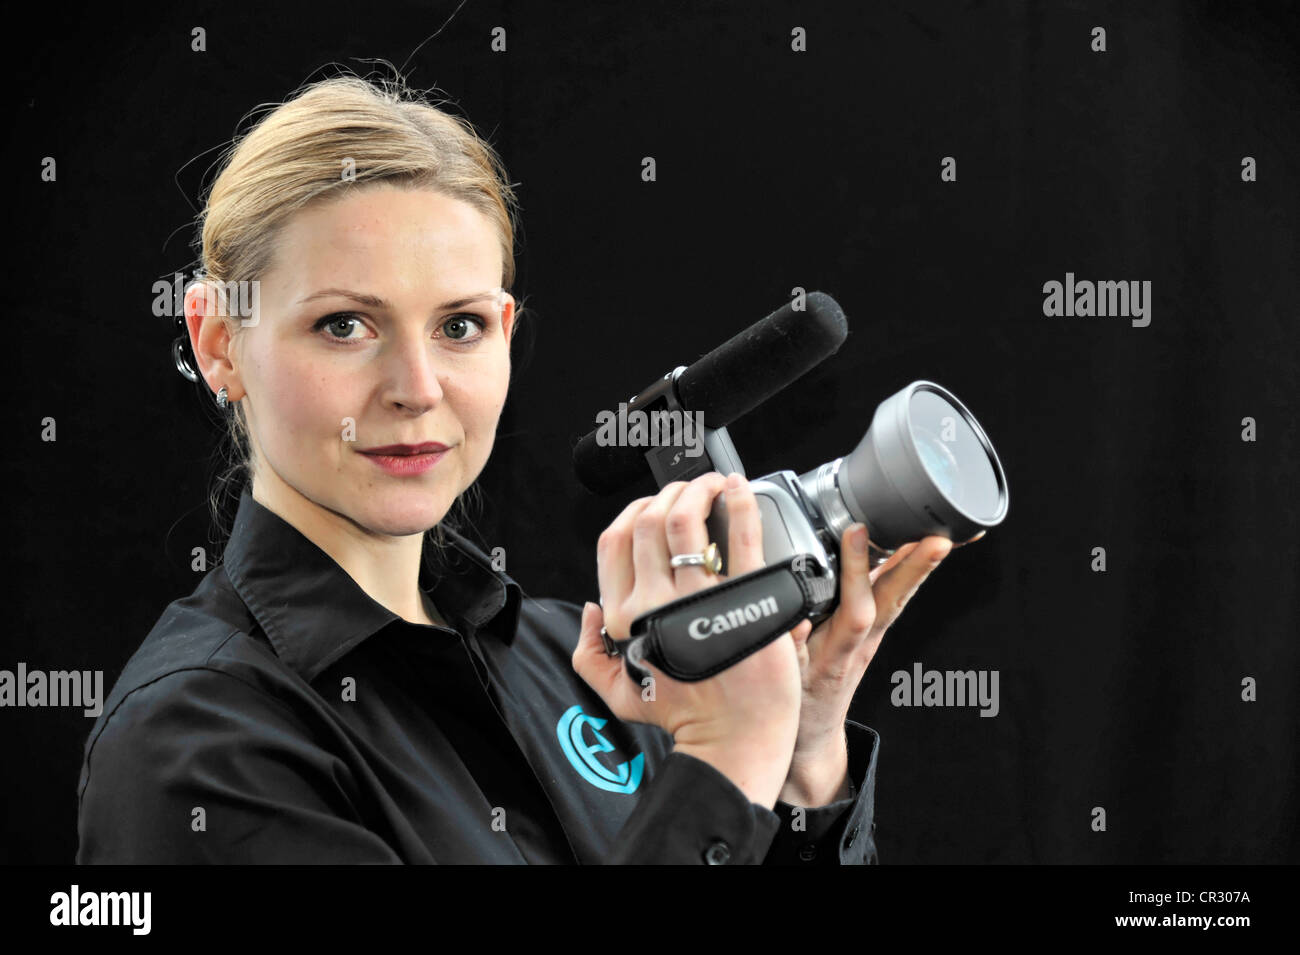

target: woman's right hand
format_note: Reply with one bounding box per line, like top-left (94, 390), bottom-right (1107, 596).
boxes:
top-left (571, 471), bottom-right (812, 808)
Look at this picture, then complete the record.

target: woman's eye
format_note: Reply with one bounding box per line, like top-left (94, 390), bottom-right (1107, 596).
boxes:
top-left (442, 314), bottom-right (487, 343)
top-left (313, 313), bottom-right (366, 340)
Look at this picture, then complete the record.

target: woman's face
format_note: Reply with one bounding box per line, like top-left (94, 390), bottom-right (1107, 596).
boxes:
top-left (214, 184), bottom-right (515, 538)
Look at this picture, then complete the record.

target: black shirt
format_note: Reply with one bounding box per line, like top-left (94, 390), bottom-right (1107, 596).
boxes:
top-left (76, 487), bottom-right (880, 864)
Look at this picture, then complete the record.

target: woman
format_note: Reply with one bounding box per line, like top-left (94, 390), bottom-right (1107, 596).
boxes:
top-left (76, 74), bottom-right (953, 864)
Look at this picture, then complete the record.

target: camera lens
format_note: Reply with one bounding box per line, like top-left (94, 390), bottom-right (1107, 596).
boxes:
top-left (827, 381), bottom-right (1009, 551)
top-left (907, 389), bottom-right (1002, 522)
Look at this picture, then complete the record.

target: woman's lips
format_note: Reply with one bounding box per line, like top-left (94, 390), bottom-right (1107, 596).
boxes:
top-left (359, 448), bottom-right (449, 476)
top-left (357, 442), bottom-right (449, 455)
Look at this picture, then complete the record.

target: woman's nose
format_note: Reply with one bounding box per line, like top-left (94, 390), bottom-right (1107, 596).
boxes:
top-left (383, 331), bottom-right (445, 414)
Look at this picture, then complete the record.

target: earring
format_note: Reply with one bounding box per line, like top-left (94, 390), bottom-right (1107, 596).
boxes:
top-left (216, 385), bottom-right (229, 409)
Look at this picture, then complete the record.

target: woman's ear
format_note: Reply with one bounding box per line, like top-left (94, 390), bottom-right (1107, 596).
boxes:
top-left (501, 292), bottom-right (517, 342)
top-left (184, 280), bottom-right (242, 401)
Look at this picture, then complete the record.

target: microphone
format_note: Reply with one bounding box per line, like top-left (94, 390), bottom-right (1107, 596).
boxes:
top-left (572, 291), bottom-right (849, 494)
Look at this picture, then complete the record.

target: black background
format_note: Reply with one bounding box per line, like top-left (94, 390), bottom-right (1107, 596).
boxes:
top-left (3, 0), bottom-right (1297, 865)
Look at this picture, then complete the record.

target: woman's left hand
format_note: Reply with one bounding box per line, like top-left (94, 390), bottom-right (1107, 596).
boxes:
top-left (779, 522), bottom-right (979, 805)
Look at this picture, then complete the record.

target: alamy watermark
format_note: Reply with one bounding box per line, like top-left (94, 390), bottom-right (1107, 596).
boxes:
top-left (50, 886), bottom-right (150, 935)
top-left (0, 663), bottom-right (103, 717)
top-left (152, 271), bottom-right (260, 326)
top-left (1042, 272), bottom-right (1151, 327)
top-left (891, 662), bottom-right (999, 717)
top-left (592, 403), bottom-right (705, 459)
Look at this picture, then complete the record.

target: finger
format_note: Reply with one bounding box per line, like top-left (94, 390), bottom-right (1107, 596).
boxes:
top-left (723, 472), bottom-right (765, 576)
top-left (790, 618), bottom-right (813, 671)
top-left (871, 535), bottom-right (952, 631)
top-left (571, 601), bottom-right (623, 701)
top-left (952, 529), bottom-right (986, 548)
top-left (868, 541), bottom-right (919, 585)
top-left (817, 523), bottom-right (879, 665)
top-left (663, 471), bottom-right (728, 592)
top-left (790, 618), bottom-right (813, 647)
top-left (596, 496), bottom-right (658, 631)
top-left (631, 481), bottom-right (692, 602)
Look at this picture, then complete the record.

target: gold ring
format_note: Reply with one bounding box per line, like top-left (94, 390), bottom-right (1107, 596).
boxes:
top-left (669, 541), bottom-right (722, 575)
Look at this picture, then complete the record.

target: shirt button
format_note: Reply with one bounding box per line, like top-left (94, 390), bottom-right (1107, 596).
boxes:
top-left (703, 840), bottom-right (731, 865)
top-left (798, 843), bottom-right (818, 862)
top-left (845, 824), bottom-right (860, 849)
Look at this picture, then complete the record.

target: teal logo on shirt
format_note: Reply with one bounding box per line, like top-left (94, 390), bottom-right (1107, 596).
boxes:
top-left (557, 704), bottom-right (644, 794)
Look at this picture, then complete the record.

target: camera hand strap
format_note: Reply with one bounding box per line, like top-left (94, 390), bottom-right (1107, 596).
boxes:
top-left (602, 555), bottom-right (835, 683)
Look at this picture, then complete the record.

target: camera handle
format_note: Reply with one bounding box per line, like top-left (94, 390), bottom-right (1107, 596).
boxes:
top-left (601, 553), bottom-right (836, 683)
top-left (632, 365), bottom-right (747, 487)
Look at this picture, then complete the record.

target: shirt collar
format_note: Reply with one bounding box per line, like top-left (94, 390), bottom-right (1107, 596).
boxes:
top-left (221, 486), bottom-right (522, 683)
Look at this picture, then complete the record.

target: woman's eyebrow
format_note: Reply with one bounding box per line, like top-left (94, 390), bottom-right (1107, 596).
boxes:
top-left (295, 288), bottom-right (499, 310)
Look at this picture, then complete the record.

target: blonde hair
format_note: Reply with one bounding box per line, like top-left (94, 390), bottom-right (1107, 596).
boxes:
top-left (190, 72), bottom-right (524, 552)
